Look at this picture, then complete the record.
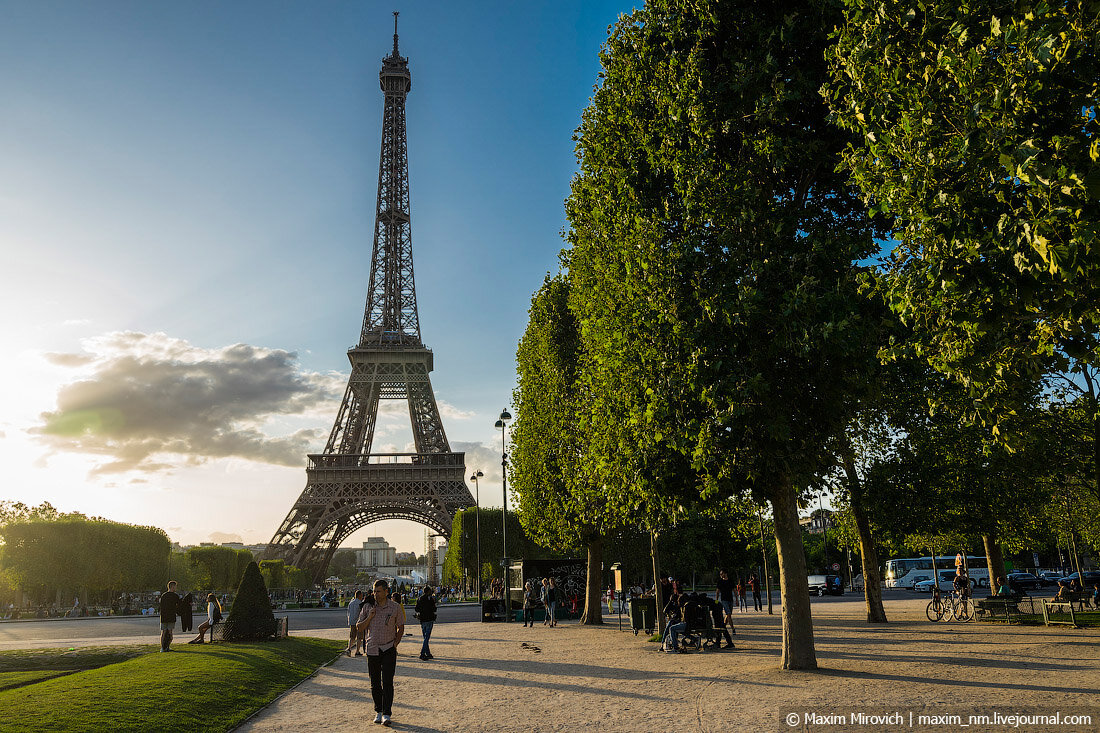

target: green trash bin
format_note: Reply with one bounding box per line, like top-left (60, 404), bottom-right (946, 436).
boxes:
top-left (628, 596), bottom-right (656, 636)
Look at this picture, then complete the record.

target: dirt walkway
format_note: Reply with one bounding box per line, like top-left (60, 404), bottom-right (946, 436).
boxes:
top-left (237, 597), bottom-right (1100, 732)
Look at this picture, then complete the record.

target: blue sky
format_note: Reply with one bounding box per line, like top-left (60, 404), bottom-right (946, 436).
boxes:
top-left (0, 1), bottom-right (638, 553)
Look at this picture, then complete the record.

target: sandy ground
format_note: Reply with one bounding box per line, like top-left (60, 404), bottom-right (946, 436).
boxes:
top-left (237, 596), bottom-right (1100, 733)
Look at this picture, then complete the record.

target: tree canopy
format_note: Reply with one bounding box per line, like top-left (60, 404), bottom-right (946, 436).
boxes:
top-left (825, 0), bottom-right (1100, 429)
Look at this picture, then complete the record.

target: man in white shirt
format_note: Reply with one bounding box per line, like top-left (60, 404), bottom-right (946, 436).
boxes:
top-left (356, 580), bottom-right (404, 726)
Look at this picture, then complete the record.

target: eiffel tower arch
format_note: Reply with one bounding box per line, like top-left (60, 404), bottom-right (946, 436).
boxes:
top-left (263, 16), bottom-right (474, 582)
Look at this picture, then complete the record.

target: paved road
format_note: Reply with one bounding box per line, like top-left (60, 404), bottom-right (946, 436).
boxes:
top-left (0, 603), bottom-right (482, 650)
top-left (0, 589), bottom-right (931, 650)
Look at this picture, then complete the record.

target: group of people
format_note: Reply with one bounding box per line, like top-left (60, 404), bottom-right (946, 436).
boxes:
top-left (521, 577), bottom-right (560, 627)
top-left (660, 578), bottom-right (736, 653)
top-left (156, 581), bottom-right (224, 651)
top-left (714, 569), bottom-right (764, 613)
top-left (1050, 579), bottom-right (1100, 607)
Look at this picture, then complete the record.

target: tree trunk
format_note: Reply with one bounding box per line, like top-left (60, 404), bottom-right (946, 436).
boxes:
top-left (579, 533), bottom-right (604, 625)
top-left (1070, 530), bottom-right (1084, 582)
top-left (770, 477), bottom-right (817, 670)
top-left (981, 532), bottom-right (1006, 593)
top-left (841, 450), bottom-right (887, 623)
top-left (1092, 402), bottom-right (1100, 505)
top-left (650, 530), bottom-right (664, 635)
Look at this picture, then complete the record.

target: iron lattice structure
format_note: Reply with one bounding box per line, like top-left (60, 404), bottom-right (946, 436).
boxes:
top-left (264, 18), bottom-right (473, 582)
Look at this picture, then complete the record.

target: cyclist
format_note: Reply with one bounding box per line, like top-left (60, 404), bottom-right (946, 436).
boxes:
top-left (953, 571), bottom-right (970, 599)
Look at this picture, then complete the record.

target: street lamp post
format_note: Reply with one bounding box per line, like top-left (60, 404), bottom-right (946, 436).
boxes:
top-left (470, 470), bottom-right (484, 603)
top-left (818, 491), bottom-right (829, 571)
top-left (494, 408), bottom-right (511, 622)
top-left (757, 507), bottom-right (774, 615)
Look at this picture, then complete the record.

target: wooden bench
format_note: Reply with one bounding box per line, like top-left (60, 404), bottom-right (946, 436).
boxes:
top-left (208, 616), bottom-right (289, 641)
top-left (975, 595), bottom-right (1021, 621)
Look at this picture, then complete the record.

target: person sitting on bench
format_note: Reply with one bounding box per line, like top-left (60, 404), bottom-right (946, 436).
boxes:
top-left (661, 594), bottom-right (688, 653)
top-left (704, 595), bottom-right (734, 649)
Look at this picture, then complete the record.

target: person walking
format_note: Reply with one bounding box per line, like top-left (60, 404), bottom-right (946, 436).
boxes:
top-left (356, 580), bottom-right (404, 726)
top-left (715, 569), bottom-right (734, 623)
top-left (547, 578), bottom-right (559, 627)
top-left (736, 578), bottom-right (748, 612)
top-left (346, 590), bottom-right (365, 656)
top-left (749, 573), bottom-right (762, 612)
top-left (540, 578), bottom-right (551, 626)
top-left (187, 593), bottom-right (223, 644)
top-left (522, 581), bottom-right (537, 627)
top-left (158, 581), bottom-right (181, 652)
top-left (414, 586), bottom-right (437, 661)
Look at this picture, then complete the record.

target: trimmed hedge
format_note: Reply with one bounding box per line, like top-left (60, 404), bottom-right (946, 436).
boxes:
top-left (222, 562), bottom-right (277, 641)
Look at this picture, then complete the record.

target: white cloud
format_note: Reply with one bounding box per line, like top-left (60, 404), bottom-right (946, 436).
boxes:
top-left (452, 440), bottom-right (504, 484)
top-left (438, 401), bottom-right (475, 420)
top-left (33, 331), bottom-right (339, 474)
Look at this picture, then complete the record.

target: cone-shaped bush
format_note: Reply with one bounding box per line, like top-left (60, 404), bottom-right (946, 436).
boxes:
top-left (222, 561), bottom-right (278, 641)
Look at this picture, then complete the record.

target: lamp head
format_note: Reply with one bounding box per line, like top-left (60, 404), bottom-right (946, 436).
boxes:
top-left (499, 409), bottom-right (512, 421)
top-left (494, 420), bottom-right (503, 428)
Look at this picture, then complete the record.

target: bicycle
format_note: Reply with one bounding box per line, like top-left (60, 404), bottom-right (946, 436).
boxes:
top-left (952, 591), bottom-right (974, 622)
top-left (926, 586), bottom-right (947, 622)
top-left (927, 587), bottom-right (973, 622)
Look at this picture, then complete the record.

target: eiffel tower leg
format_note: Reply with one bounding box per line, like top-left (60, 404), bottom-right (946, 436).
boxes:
top-left (408, 374), bottom-right (449, 454)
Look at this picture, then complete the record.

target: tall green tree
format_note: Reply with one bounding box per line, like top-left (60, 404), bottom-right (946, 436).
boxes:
top-left (825, 0), bottom-right (1100, 467)
top-left (564, 0), bottom-right (884, 669)
top-left (512, 274), bottom-right (613, 624)
top-left (186, 546), bottom-right (253, 591)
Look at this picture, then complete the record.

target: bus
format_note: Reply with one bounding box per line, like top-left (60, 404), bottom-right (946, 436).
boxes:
top-left (884, 556), bottom-right (989, 589)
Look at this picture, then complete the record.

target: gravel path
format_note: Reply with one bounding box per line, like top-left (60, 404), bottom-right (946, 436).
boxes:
top-left (237, 595), bottom-right (1100, 732)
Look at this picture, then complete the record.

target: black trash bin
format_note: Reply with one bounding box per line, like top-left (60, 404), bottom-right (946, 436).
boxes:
top-left (628, 596), bottom-right (656, 636)
top-left (481, 599), bottom-right (506, 622)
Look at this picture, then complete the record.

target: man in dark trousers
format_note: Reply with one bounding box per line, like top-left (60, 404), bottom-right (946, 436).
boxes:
top-left (414, 586), bottom-right (438, 660)
top-left (356, 579), bottom-right (404, 726)
top-left (748, 573), bottom-right (762, 612)
top-left (159, 581), bottom-right (181, 652)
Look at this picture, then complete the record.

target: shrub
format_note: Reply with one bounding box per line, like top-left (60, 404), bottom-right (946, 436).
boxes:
top-left (221, 561), bottom-right (277, 641)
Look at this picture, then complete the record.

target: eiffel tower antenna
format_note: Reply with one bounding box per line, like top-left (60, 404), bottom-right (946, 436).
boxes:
top-left (263, 20), bottom-right (473, 581)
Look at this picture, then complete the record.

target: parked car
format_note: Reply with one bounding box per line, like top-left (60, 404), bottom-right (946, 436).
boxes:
top-left (1037, 571), bottom-right (1064, 587)
top-left (1057, 571), bottom-right (1100, 588)
top-left (907, 574), bottom-right (932, 591)
top-left (915, 570), bottom-right (958, 593)
top-left (1004, 572), bottom-right (1040, 592)
top-left (808, 574), bottom-right (844, 596)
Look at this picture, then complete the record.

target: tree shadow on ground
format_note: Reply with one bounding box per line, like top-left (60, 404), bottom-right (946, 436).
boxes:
top-left (813, 666), bottom-right (1098, 695)
top-left (815, 648), bottom-right (1092, 674)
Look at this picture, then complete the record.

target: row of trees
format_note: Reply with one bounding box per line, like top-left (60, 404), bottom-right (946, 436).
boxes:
top-left (0, 502), bottom-right (170, 604)
top-left (510, 0), bottom-right (1098, 670)
top-left (0, 501), bottom-right (304, 603)
top-left (441, 505), bottom-right (763, 589)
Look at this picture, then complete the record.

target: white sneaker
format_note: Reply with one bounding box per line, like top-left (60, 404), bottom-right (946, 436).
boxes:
top-left (381, 715), bottom-right (392, 726)
top-left (373, 713), bottom-right (382, 724)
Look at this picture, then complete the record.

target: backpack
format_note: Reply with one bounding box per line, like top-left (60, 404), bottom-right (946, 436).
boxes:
top-left (212, 604), bottom-right (223, 623)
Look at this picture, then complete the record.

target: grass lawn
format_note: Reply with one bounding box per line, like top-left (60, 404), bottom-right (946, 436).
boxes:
top-left (0, 670), bottom-right (72, 691)
top-left (0, 637), bottom-right (344, 732)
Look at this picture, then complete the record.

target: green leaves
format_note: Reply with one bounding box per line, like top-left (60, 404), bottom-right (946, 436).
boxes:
top-left (825, 0), bottom-right (1100, 428)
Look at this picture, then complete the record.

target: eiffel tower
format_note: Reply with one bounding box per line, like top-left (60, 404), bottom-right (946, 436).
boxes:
top-left (263, 15), bottom-right (474, 582)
